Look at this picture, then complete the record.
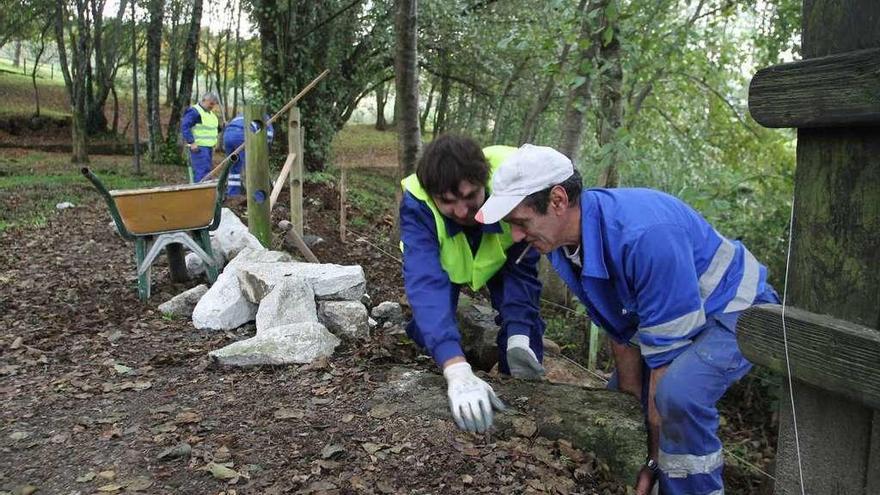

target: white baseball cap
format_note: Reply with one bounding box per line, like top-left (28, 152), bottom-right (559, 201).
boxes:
top-left (475, 144), bottom-right (574, 224)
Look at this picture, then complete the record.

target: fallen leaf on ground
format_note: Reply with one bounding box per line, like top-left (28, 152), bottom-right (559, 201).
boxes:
top-left (368, 403), bottom-right (396, 419)
top-left (320, 443), bottom-right (345, 459)
top-left (75, 472), bottom-right (96, 483)
top-left (206, 462), bottom-right (240, 480)
top-left (158, 442), bottom-right (192, 460)
top-left (273, 408), bottom-right (304, 420)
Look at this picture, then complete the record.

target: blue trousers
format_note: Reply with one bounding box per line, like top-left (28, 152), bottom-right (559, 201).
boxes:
top-left (609, 291), bottom-right (779, 494)
top-left (189, 146), bottom-right (213, 183)
top-left (223, 139), bottom-right (245, 196)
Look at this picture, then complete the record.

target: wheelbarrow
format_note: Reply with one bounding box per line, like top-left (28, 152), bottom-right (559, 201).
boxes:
top-left (82, 162), bottom-right (232, 302)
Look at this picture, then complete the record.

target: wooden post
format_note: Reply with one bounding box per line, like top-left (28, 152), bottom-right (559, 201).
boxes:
top-left (245, 104), bottom-right (271, 247)
top-left (339, 166), bottom-right (347, 242)
top-left (288, 107), bottom-right (304, 237)
top-left (742, 1), bottom-right (880, 493)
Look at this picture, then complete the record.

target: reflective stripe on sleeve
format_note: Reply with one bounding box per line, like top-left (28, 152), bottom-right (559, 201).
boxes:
top-left (659, 448), bottom-right (724, 476)
top-left (639, 338), bottom-right (691, 357)
top-left (723, 247), bottom-right (760, 313)
top-left (699, 235), bottom-right (735, 300)
top-left (640, 308), bottom-right (706, 339)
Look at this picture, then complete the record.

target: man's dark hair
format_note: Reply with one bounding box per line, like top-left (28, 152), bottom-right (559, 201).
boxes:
top-left (522, 169), bottom-right (583, 214)
top-left (416, 134), bottom-right (489, 196)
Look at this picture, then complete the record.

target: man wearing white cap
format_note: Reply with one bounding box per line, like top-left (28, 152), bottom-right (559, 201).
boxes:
top-left (400, 134), bottom-right (546, 434)
top-left (475, 144), bottom-right (780, 495)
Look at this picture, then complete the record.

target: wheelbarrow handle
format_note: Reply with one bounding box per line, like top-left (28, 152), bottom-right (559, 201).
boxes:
top-left (81, 167), bottom-right (136, 241)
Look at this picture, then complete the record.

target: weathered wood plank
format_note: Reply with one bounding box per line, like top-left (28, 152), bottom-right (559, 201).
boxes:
top-left (748, 48), bottom-right (880, 128)
top-left (737, 304), bottom-right (880, 410)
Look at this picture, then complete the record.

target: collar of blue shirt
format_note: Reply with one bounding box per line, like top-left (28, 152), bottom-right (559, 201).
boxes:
top-left (574, 190), bottom-right (610, 279)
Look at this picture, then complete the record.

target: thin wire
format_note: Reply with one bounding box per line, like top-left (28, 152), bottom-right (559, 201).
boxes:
top-left (724, 448), bottom-right (777, 481)
top-left (780, 194), bottom-right (806, 494)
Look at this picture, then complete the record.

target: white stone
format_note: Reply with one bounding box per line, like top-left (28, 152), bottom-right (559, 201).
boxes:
top-left (255, 278), bottom-right (317, 332)
top-left (212, 208), bottom-right (264, 260)
top-left (368, 318), bottom-right (378, 329)
top-left (158, 284), bottom-right (208, 318)
top-left (56, 201), bottom-right (75, 210)
top-left (226, 246), bottom-right (292, 269)
top-left (185, 235), bottom-right (225, 278)
top-left (318, 301), bottom-right (369, 340)
top-left (209, 323), bottom-right (339, 366)
top-left (371, 301), bottom-right (404, 324)
top-left (191, 270), bottom-right (257, 330)
top-left (237, 261), bottom-right (366, 302)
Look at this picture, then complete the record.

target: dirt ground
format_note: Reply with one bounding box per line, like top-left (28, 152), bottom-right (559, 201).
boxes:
top-left (0, 148), bottom-right (776, 494)
top-left (0, 167), bottom-right (630, 495)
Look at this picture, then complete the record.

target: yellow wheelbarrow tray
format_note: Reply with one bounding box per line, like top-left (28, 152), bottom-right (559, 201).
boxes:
top-left (82, 162), bottom-right (233, 302)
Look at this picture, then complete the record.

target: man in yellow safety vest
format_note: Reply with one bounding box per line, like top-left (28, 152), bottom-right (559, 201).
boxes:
top-left (400, 134), bottom-right (546, 434)
top-left (181, 92), bottom-right (221, 182)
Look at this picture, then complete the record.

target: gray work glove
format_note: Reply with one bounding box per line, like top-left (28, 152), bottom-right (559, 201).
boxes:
top-left (443, 362), bottom-right (506, 433)
top-left (506, 334), bottom-right (545, 380)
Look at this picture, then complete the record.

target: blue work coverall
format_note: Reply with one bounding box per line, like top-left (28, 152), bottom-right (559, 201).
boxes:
top-left (548, 188), bottom-right (778, 495)
top-left (222, 116), bottom-right (275, 196)
top-left (181, 105), bottom-right (219, 182)
top-left (400, 191), bottom-right (545, 373)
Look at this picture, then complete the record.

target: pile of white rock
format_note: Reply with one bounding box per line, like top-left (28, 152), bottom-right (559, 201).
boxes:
top-left (158, 209), bottom-right (372, 367)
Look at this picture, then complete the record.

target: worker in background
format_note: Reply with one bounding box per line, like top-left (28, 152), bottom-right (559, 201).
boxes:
top-left (181, 91), bottom-right (221, 183)
top-left (475, 144), bottom-right (780, 495)
top-left (400, 134), bottom-right (546, 434)
top-left (222, 114), bottom-right (275, 197)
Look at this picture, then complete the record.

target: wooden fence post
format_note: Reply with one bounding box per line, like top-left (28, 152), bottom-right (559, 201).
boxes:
top-left (339, 166), bottom-right (347, 242)
top-left (245, 104), bottom-right (271, 247)
top-left (289, 107), bottom-right (304, 237)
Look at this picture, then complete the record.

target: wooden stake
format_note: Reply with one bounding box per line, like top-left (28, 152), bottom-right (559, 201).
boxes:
top-left (269, 152), bottom-right (295, 211)
top-left (278, 221), bottom-right (319, 263)
top-left (339, 166), bottom-right (347, 243)
top-left (244, 104), bottom-right (271, 247)
top-left (289, 107), bottom-right (304, 237)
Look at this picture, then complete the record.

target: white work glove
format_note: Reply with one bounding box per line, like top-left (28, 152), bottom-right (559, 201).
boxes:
top-left (443, 362), bottom-right (506, 433)
top-left (506, 334), bottom-right (545, 380)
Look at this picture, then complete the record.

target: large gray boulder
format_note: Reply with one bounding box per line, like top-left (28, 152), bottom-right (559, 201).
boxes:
top-left (158, 284), bottom-right (209, 318)
top-left (209, 322), bottom-right (340, 366)
top-left (374, 367), bottom-right (645, 484)
top-left (318, 301), bottom-right (369, 340)
top-left (237, 261), bottom-right (366, 302)
top-left (255, 278), bottom-right (318, 332)
top-left (191, 270), bottom-right (257, 330)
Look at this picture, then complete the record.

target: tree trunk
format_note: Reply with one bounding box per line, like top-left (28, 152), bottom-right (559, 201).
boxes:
top-left (13, 40), bottom-right (21, 67)
top-left (54, 0), bottom-right (90, 164)
top-left (165, 0), bottom-right (183, 106)
top-left (420, 77), bottom-right (434, 130)
top-left (146, 0), bottom-right (165, 161)
top-left (432, 60), bottom-right (451, 139)
top-left (167, 0), bottom-right (203, 143)
top-left (492, 58), bottom-right (528, 144)
top-left (375, 80), bottom-right (388, 130)
top-left (594, 1), bottom-right (622, 188)
top-left (558, 0), bottom-right (603, 161)
top-left (394, 0), bottom-right (420, 176)
top-left (111, 84), bottom-right (119, 134)
top-left (31, 22), bottom-right (50, 117)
